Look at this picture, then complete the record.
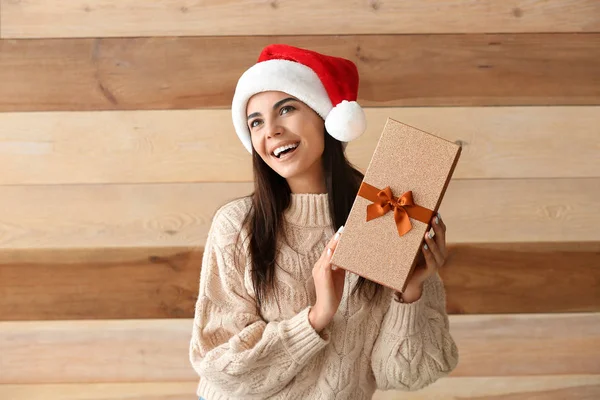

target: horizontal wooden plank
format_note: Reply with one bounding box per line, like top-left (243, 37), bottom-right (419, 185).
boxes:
top-left (451, 313), bottom-right (600, 377)
top-left (372, 376), bottom-right (600, 400)
top-left (2, 376), bottom-right (599, 400)
top-left (440, 242), bottom-right (600, 314)
top-left (1, 34), bottom-right (599, 111)
top-left (0, 182), bottom-right (250, 250)
top-left (2, 0), bottom-right (599, 38)
top-left (440, 178), bottom-right (599, 243)
top-left (0, 382), bottom-right (199, 399)
top-left (1, 242), bottom-right (598, 321)
top-left (0, 179), bottom-right (597, 250)
top-left (1, 107), bottom-right (598, 185)
top-left (1, 313), bottom-right (598, 383)
top-left (0, 247), bottom-right (203, 320)
top-left (0, 319), bottom-right (195, 383)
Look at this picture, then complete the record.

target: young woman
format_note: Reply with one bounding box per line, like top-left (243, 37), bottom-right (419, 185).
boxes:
top-left (189, 44), bottom-right (458, 400)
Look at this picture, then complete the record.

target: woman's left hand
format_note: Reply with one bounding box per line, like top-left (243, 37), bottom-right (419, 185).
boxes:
top-left (395, 213), bottom-right (448, 302)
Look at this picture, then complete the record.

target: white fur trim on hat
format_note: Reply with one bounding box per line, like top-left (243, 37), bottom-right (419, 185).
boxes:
top-left (232, 59), bottom-right (333, 153)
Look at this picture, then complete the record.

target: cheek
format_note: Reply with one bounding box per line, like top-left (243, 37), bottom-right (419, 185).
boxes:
top-left (306, 123), bottom-right (326, 155)
top-left (311, 137), bottom-right (325, 158)
top-left (251, 136), bottom-right (274, 165)
top-left (251, 134), bottom-right (264, 155)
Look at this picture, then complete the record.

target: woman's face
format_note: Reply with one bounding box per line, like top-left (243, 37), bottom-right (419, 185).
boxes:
top-left (246, 91), bottom-right (326, 189)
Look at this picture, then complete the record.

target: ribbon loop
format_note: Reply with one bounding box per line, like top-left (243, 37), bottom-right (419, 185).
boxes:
top-left (358, 182), bottom-right (434, 236)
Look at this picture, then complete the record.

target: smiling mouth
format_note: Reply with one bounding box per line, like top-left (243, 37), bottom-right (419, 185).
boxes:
top-left (272, 142), bottom-right (300, 159)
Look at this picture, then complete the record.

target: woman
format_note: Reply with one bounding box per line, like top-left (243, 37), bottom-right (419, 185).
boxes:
top-left (189, 44), bottom-right (458, 400)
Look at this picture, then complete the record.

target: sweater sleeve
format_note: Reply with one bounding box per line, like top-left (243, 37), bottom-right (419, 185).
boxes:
top-left (370, 271), bottom-right (459, 391)
top-left (189, 206), bottom-right (330, 398)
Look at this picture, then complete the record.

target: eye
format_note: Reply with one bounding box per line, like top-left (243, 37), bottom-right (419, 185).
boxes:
top-left (249, 119), bottom-right (262, 129)
top-left (280, 105), bottom-right (295, 115)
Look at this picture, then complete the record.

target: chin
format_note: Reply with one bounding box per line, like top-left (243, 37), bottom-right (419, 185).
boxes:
top-left (272, 165), bottom-right (302, 180)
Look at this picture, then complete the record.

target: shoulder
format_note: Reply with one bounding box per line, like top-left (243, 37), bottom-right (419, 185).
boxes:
top-left (208, 196), bottom-right (253, 246)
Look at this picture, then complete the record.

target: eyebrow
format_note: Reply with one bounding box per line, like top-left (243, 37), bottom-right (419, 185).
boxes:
top-left (247, 97), bottom-right (297, 121)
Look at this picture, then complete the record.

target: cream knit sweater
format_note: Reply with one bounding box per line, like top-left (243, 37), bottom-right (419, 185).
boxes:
top-left (189, 193), bottom-right (459, 399)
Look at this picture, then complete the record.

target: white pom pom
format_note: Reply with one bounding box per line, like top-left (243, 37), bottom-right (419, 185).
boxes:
top-left (324, 100), bottom-right (367, 142)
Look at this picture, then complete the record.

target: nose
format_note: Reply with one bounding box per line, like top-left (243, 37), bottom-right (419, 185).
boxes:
top-left (265, 120), bottom-right (283, 139)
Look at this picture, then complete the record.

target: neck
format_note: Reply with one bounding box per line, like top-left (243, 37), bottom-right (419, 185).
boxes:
top-left (285, 192), bottom-right (331, 227)
top-left (287, 159), bottom-right (326, 194)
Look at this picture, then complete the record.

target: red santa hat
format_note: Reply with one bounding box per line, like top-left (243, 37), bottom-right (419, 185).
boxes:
top-left (232, 44), bottom-right (367, 153)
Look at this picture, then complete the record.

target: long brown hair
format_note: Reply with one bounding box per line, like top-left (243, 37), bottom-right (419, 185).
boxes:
top-left (236, 129), bottom-right (383, 311)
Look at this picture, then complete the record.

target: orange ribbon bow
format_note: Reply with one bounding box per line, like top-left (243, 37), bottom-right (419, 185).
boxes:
top-left (358, 182), bottom-right (434, 236)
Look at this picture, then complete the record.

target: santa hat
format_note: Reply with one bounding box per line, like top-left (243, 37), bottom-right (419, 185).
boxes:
top-left (232, 44), bottom-right (367, 153)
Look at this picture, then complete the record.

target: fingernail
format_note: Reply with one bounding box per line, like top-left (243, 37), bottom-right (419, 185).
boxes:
top-left (428, 229), bottom-right (435, 239)
top-left (424, 244), bottom-right (429, 250)
top-left (435, 216), bottom-right (440, 225)
top-left (334, 225), bottom-right (344, 240)
top-left (327, 248), bottom-right (332, 256)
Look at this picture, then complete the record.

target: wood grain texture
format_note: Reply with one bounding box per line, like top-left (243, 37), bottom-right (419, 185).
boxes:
top-left (372, 376), bottom-right (600, 400)
top-left (0, 382), bottom-right (198, 399)
top-left (1, 107), bottom-right (598, 185)
top-left (438, 178), bottom-right (599, 244)
top-left (1, 376), bottom-right (599, 400)
top-left (0, 243), bottom-right (598, 321)
top-left (450, 313), bottom-right (600, 377)
top-left (0, 319), bottom-right (195, 383)
top-left (2, 0), bottom-right (600, 38)
top-left (0, 179), bottom-right (597, 250)
top-left (1, 313), bottom-right (598, 383)
top-left (440, 242), bottom-right (600, 314)
top-left (0, 247), bottom-right (203, 320)
top-left (1, 34), bottom-right (599, 111)
top-left (0, 182), bottom-right (253, 250)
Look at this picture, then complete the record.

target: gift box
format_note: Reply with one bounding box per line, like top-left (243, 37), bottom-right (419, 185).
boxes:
top-left (331, 118), bottom-right (462, 293)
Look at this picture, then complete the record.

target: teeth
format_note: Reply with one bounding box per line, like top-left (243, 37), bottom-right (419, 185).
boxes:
top-left (273, 143), bottom-right (299, 157)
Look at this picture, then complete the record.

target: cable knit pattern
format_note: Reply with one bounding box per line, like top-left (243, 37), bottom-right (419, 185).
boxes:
top-left (189, 194), bottom-right (458, 399)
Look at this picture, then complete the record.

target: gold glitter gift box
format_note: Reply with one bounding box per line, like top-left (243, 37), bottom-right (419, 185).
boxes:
top-left (331, 118), bottom-right (462, 294)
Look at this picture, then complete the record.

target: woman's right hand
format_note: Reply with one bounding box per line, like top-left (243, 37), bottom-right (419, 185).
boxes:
top-left (309, 225), bottom-right (346, 333)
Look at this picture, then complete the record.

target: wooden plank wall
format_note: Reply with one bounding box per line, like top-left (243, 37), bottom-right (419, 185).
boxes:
top-left (1, 1), bottom-right (599, 398)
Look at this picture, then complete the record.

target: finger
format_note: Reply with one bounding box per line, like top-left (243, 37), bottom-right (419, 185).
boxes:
top-left (431, 215), bottom-right (446, 254)
top-left (430, 221), bottom-right (447, 258)
top-left (328, 225), bottom-right (345, 246)
top-left (325, 241), bottom-right (339, 260)
top-left (319, 227), bottom-right (342, 262)
top-left (322, 225), bottom-right (344, 252)
top-left (431, 213), bottom-right (448, 256)
top-left (331, 263), bottom-right (346, 278)
top-left (324, 226), bottom-right (344, 264)
top-left (329, 233), bottom-right (342, 252)
top-left (424, 230), bottom-right (444, 267)
top-left (331, 259), bottom-right (346, 271)
top-left (324, 246), bottom-right (337, 270)
top-left (325, 259), bottom-right (345, 276)
top-left (434, 212), bottom-right (446, 233)
top-left (322, 247), bottom-right (333, 269)
top-left (327, 244), bottom-right (343, 271)
top-left (421, 241), bottom-right (438, 274)
top-left (317, 259), bottom-right (333, 284)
